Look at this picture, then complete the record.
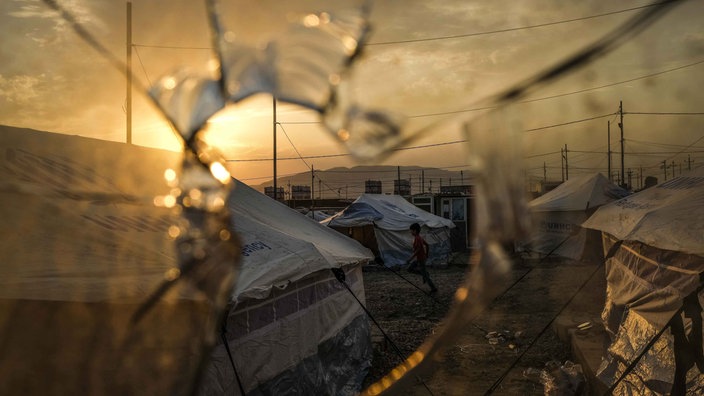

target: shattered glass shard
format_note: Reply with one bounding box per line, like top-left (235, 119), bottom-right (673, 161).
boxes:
top-left (149, 69), bottom-right (226, 142)
top-left (216, 2), bottom-right (371, 111)
top-left (323, 102), bottom-right (407, 161)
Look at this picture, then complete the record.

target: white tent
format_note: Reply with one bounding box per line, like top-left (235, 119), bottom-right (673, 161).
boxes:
top-left (321, 194), bottom-right (455, 267)
top-left (0, 126), bottom-right (373, 395)
top-left (199, 180), bottom-right (374, 396)
top-left (521, 173), bottom-right (629, 260)
top-left (581, 169), bottom-right (704, 394)
top-left (299, 208), bottom-right (332, 222)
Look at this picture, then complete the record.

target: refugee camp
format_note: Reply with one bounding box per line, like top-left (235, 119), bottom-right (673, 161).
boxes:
top-left (1, 0), bottom-right (703, 395)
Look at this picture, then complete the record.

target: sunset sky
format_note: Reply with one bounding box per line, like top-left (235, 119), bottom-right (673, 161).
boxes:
top-left (1, 0), bottom-right (703, 189)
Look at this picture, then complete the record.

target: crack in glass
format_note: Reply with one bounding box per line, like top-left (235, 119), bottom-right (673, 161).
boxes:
top-left (24, 0), bottom-right (692, 394)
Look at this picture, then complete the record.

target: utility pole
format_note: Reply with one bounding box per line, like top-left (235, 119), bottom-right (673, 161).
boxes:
top-left (543, 162), bottom-right (547, 183)
top-left (607, 121), bottom-right (611, 182)
top-left (311, 165), bottom-right (315, 217)
top-left (671, 160), bottom-right (675, 179)
top-left (619, 101), bottom-right (625, 187)
top-left (126, 1), bottom-right (132, 144)
top-left (563, 144), bottom-right (569, 180)
top-left (560, 147), bottom-right (564, 182)
top-left (687, 154), bottom-right (693, 171)
top-left (639, 166), bottom-right (643, 190)
top-left (429, 180), bottom-right (433, 193)
top-left (396, 166), bottom-right (401, 195)
top-left (421, 170), bottom-right (425, 193)
top-left (273, 97), bottom-right (277, 200)
top-left (627, 169), bottom-right (632, 190)
top-left (662, 160), bottom-right (667, 181)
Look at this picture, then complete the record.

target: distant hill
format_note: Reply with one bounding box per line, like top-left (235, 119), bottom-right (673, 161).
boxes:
top-left (253, 165), bottom-right (472, 199)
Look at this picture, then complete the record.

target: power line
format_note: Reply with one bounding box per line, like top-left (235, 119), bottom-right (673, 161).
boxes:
top-left (228, 110), bottom-right (660, 162)
top-left (525, 113), bottom-right (615, 132)
top-left (130, 4), bottom-right (660, 51)
top-left (277, 122), bottom-right (310, 169)
top-left (276, 58), bottom-right (704, 125)
top-left (133, 43), bottom-right (211, 50)
top-left (521, 59), bottom-right (704, 105)
top-left (625, 111), bottom-right (704, 115)
top-left (627, 138), bottom-right (704, 149)
top-left (367, 3), bottom-right (661, 46)
top-left (132, 45), bottom-right (153, 86)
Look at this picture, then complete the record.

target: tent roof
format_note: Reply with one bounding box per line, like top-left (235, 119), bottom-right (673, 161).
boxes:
top-left (529, 172), bottom-right (629, 212)
top-left (322, 193), bottom-right (455, 231)
top-left (229, 180), bottom-right (373, 299)
top-left (0, 126), bottom-right (372, 302)
top-left (582, 168), bottom-right (704, 256)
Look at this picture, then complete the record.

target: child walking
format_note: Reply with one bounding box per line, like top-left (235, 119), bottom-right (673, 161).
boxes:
top-left (406, 223), bottom-right (438, 294)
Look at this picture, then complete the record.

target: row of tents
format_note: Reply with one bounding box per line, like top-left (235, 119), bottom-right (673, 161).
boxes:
top-left (5, 125), bottom-right (702, 394)
top-left (0, 126), bottom-right (456, 395)
top-left (519, 171), bottom-right (704, 394)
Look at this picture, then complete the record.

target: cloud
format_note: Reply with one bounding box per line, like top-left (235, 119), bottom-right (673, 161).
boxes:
top-left (0, 73), bottom-right (45, 103)
top-left (7, 0), bottom-right (56, 19)
top-left (8, 0), bottom-right (106, 46)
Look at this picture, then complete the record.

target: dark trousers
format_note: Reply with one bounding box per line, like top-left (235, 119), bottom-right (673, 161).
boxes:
top-left (407, 259), bottom-right (437, 290)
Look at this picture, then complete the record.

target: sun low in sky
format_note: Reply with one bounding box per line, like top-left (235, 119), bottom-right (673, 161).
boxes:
top-left (1, 0), bottom-right (703, 187)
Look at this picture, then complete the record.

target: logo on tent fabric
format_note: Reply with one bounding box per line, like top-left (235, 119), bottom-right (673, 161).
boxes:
top-left (241, 241), bottom-right (273, 256)
top-left (613, 199), bottom-right (653, 210)
top-left (542, 221), bottom-right (573, 233)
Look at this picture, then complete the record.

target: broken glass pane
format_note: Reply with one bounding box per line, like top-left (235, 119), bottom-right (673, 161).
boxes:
top-left (1, 0), bottom-right (702, 395)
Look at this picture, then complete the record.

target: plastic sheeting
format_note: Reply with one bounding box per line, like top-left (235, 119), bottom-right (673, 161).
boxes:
top-left (519, 173), bottom-right (628, 260)
top-left (596, 233), bottom-right (704, 394)
top-left (0, 127), bottom-right (373, 396)
top-left (529, 173), bottom-right (629, 212)
top-left (324, 194), bottom-right (455, 231)
top-left (198, 265), bottom-right (371, 396)
top-left (227, 179), bottom-right (373, 300)
top-left (583, 168), bottom-right (704, 256)
top-left (0, 126), bottom-right (230, 395)
top-left (322, 194), bottom-right (454, 267)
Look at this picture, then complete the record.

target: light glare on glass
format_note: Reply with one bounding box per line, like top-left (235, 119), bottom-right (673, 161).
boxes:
top-left (303, 14), bottom-right (320, 27)
top-left (337, 129), bottom-right (350, 141)
top-left (163, 194), bottom-right (177, 208)
top-left (164, 268), bottom-right (180, 281)
top-left (455, 286), bottom-right (468, 302)
top-left (163, 76), bottom-right (177, 90)
top-left (209, 161), bottom-right (231, 184)
top-left (168, 225), bottom-right (181, 239)
top-left (164, 168), bottom-right (177, 182)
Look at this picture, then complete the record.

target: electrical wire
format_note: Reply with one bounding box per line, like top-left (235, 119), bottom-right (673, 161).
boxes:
top-left (367, 3), bottom-right (663, 46)
top-left (132, 45), bottom-right (153, 86)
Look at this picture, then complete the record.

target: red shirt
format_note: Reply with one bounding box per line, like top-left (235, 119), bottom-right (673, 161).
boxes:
top-left (413, 234), bottom-right (428, 261)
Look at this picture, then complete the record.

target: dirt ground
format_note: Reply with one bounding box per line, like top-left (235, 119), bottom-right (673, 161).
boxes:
top-left (360, 252), bottom-right (597, 395)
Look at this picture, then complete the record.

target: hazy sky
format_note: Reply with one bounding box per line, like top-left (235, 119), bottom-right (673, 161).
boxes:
top-left (1, 0), bottom-right (703, 188)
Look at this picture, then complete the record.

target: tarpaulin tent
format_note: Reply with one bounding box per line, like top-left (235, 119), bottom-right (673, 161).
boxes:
top-left (321, 194), bottom-right (455, 267)
top-left (301, 208), bottom-right (332, 222)
top-left (520, 173), bottom-right (629, 260)
top-left (0, 126), bottom-right (210, 395)
top-left (0, 126), bottom-right (373, 395)
top-left (199, 179), bottom-right (374, 396)
top-left (582, 169), bottom-right (704, 394)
